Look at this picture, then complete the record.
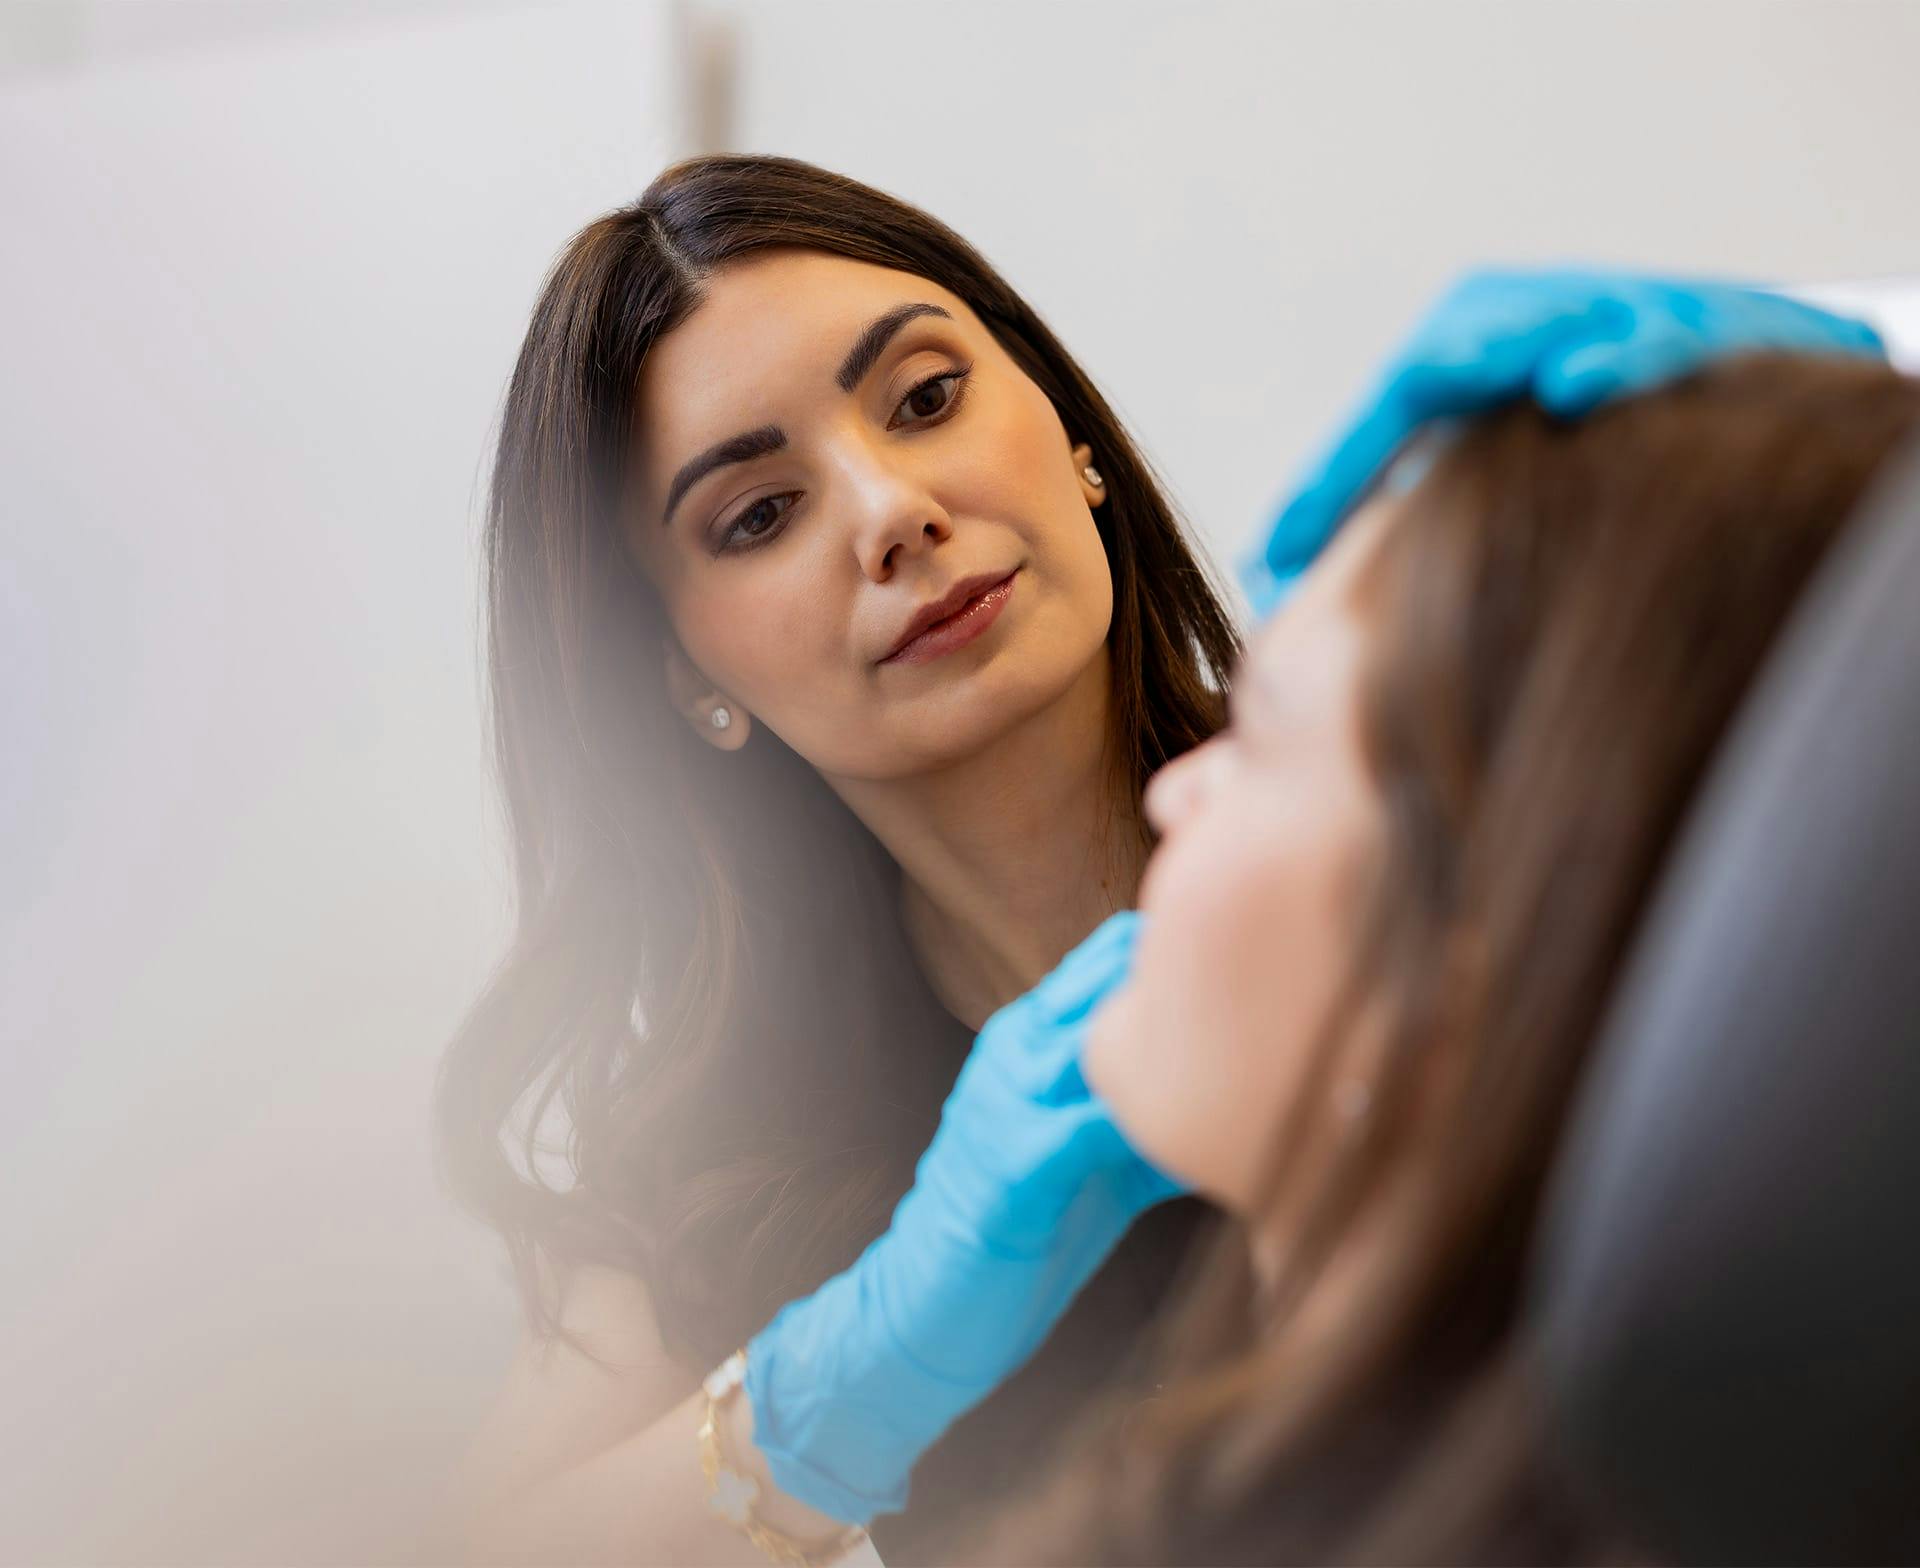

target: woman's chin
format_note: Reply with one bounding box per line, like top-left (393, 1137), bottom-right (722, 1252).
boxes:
top-left (889, 658), bottom-right (1085, 765)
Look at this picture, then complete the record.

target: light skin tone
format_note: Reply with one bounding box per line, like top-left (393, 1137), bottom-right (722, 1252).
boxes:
top-left (453, 250), bottom-right (1142, 1562)
top-left (638, 250), bottom-right (1137, 1028)
top-left (1086, 497), bottom-right (1398, 1271)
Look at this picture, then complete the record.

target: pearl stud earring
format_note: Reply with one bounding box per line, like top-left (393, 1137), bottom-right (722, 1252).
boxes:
top-left (1082, 464), bottom-right (1104, 488)
top-left (710, 705), bottom-right (732, 731)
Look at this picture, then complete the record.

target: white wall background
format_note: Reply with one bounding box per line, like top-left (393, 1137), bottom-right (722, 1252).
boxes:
top-left (2, 3), bottom-right (1916, 1562)
top-left (0, 6), bottom-right (687, 1562)
top-left (705, 0), bottom-right (1920, 572)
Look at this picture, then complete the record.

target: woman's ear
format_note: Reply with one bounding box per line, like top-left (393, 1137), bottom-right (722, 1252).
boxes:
top-left (662, 641), bottom-right (752, 752)
top-left (1071, 441), bottom-right (1107, 508)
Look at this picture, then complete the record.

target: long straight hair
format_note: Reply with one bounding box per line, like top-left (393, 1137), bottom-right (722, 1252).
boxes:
top-left (994, 355), bottom-right (1920, 1564)
top-left (435, 156), bottom-right (1239, 1366)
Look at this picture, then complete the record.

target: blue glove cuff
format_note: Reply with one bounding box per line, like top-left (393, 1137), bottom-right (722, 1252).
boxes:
top-left (744, 1274), bottom-right (966, 1525)
top-left (742, 1353), bottom-right (905, 1524)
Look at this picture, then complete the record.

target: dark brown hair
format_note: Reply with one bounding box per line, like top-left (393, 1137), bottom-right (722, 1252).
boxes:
top-left (995, 354), bottom-right (1920, 1565)
top-left (434, 156), bottom-right (1238, 1367)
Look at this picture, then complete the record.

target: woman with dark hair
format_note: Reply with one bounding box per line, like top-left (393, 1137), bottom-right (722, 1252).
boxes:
top-left (439, 153), bottom-right (1234, 1564)
top-left (1007, 352), bottom-right (1920, 1565)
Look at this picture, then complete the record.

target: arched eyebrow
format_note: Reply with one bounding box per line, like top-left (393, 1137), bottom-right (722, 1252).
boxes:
top-left (659, 302), bottom-right (953, 528)
top-left (834, 302), bottom-right (953, 392)
top-left (661, 424), bottom-right (786, 527)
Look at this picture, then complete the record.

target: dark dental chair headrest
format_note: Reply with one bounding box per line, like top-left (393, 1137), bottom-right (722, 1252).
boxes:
top-left (1531, 438), bottom-right (1920, 1564)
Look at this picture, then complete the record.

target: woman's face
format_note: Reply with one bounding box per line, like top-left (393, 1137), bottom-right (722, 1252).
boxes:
top-left (629, 250), bottom-right (1114, 781)
top-left (1085, 500), bottom-right (1396, 1212)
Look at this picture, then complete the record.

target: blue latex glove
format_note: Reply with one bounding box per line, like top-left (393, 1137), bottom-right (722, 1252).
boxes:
top-left (744, 911), bottom-right (1178, 1524)
top-left (1247, 268), bottom-right (1887, 614)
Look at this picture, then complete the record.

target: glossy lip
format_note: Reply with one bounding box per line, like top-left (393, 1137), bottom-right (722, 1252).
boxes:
top-left (879, 569), bottom-right (1019, 666)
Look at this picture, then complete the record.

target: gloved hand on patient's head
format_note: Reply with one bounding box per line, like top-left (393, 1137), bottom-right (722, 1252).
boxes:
top-left (1245, 268), bottom-right (1888, 614)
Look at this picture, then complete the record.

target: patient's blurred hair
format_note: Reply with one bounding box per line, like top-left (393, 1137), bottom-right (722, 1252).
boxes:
top-left (990, 354), bottom-right (1920, 1565)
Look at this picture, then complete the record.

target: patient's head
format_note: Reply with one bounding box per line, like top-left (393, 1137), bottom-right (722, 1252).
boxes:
top-left (1087, 491), bottom-right (1390, 1214)
top-left (1070, 354), bottom-right (1920, 1563)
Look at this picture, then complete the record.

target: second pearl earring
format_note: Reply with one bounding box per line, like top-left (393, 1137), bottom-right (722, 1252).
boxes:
top-left (1082, 464), bottom-right (1103, 488)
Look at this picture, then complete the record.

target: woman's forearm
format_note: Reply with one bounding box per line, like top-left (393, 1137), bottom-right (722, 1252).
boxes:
top-left (457, 1385), bottom-right (854, 1566)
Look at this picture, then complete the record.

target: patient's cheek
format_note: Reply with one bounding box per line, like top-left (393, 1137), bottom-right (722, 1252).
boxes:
top-left (1105, 786), bottom-right (1380, 1209)
top-left (1085, 981), bottom-right (1201, 1186)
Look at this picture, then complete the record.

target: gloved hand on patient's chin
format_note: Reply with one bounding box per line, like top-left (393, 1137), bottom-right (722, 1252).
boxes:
top-left (1246, 268), bottom-right (1888, 613)
top-left (743, 911), bottom-right (1179, 1526)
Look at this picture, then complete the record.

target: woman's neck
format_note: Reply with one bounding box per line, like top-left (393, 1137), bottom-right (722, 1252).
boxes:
top-left (830, 653), bottom-right (1147, 1030)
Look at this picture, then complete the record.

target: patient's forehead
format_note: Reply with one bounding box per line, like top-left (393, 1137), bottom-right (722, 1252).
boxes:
top-left (1230, 497), bottom-right (1403, 759)
top-left (1248, 495), bottom-right (1400, 673)
top-left (1317, 493), bottom-right (1401, 597)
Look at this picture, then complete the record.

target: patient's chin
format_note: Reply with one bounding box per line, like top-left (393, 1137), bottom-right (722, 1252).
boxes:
top-left (1083, 982), bottom-right (1182, 1177)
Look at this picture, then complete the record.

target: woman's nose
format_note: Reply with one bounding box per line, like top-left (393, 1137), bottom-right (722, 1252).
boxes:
top-left (862, 514), bottom-right (952, 580)
top-left (836, 445), bottom-right (953, 581)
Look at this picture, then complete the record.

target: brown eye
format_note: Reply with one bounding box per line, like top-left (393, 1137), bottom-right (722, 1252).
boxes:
top-left (738, 498), bottom-right (782, 536)
top-left (907, 378), bottom-right (953, 418)
top-left (890, 366), bottom-right (970, 429)
top-left (716, 492), bottom-right (797, 555)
